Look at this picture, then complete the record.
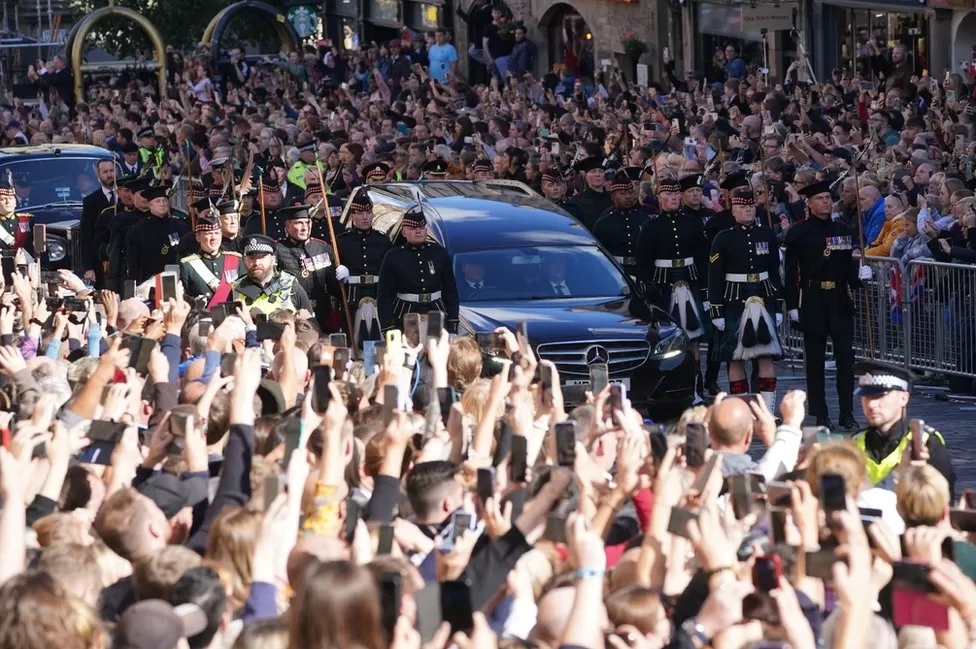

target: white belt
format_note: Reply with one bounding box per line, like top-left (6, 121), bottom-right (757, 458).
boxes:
top-left (397, 291), bottom-right (442, 303)
top-left (654, 257), bottom-right (694, 269)
top-left (725, 272), bottom-right (770, 283)
top-left (347, 274), bottom-right (378, 285)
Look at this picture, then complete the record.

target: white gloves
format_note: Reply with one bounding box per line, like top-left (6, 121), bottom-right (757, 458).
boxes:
top-left (789, 309), bottom-right (800, 322)
top-left (703, 301), bottom-right (710, 311)
top-left (859, 265), bottom-right (873, 281)
top-left (712, 318), bottom-right (725, 331)
top-left (335, 265), bottom-right (350, 281)
top-left (775, 313), bottom-right (783, 326)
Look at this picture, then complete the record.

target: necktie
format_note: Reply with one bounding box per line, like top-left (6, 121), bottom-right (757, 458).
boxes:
top-left (108, 191), bottom-right (115, 204)
top-left (473, 281), bottom-right (483, 289)
top-left (556, 282), bottom-right (568, 296)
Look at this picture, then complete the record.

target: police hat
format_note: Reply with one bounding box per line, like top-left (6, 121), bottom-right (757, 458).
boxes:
top-left (720, 170), bottom-right (750, 191)
top-left (799, 181), bottom-right (832, 199)
top-left (401, 205), bottom-right (427, 228)
top-left (298, 141), bottom-right (316, 154)
top-left (242, 235), bottom-right (277, 257)
top-left (216, 200), bottom-right (239, 215)
top-left (121, 142), bottom-right (140, 154)
top-left (277, 205), bottom-right (313, 222)
top-left (362, 161), bottom-right (391, 182)
top-left (471, 158), bottom-right (493, 174)
top-left (137, 126), bottom-right (155, 140)
top-left (194, 214), bottom-right (220, 233)
top-left (142, 186), bottom-right (169, 201)
top-left (679, 174), bottom-right (705, 191)
top-left (854, 360), bottom-right (916, 396)
top-left (609, 172), bottom-right (633, 193)
top-left (350, 192), bottom-right (373, 213)
top-left (575, 157), bottom-right (605, 174)
top-left (730, 187), bottom-right (755, 206)
top-left (421, 158), bottom-right (449, 177)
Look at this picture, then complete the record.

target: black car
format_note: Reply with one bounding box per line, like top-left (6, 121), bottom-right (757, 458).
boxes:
top-left (343, 180), bottom-right (696, 417)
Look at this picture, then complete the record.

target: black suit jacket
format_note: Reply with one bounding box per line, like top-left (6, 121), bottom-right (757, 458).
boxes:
top-left (80, 188), bottom-right (115, 272)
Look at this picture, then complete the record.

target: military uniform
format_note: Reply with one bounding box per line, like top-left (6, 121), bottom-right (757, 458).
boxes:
top-left (124, 186), bottom-right (191, 282)
top-left (337, 193), bottom-right (393, 347)
top-left (274, 205), bottom-right (345, 330)
top-left (784, 181), bottom-right (862, 429)
top-left (850, 361), bottom-right (956, 498)
top-left (93, 175), bottom-right (137, 282)
top-left (592, 172), bottom-right (653, 279)
top-left (178, 214), bottom-right (244, 302)
top-left (363, 162), bottom-right (392, 184)
top-left (243, 173), bottom-right (286, 240)
top-left (563, 157), bottom-right (612, 231)
top-left (420, 158), bottom-right (450, 180)
top-left (377, 206), bottom-right (459, 332)
top-left (635, 178), bottom-right (709, 342)
top-left (540, 168), bottom-right (571, 211)
top-left (0, 176), bottom-right (31, 256)
top-left (232, 235), bottom-right (313, 315)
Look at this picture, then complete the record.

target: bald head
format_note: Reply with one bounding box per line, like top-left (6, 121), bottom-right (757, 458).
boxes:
top-left (858, 185), bottom-right (881, 213)
top-left (709, 398), bottom-right (754, 451)
top-left (742, 115), bottom-right (761, 139)
top-left (118, 298), bottom-right (150, 331)
top-left (532, 587), bottom-right (581, 647)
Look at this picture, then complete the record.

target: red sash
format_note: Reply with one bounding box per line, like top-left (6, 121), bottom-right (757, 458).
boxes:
top-left (207, 255), bottom-right (235, 308)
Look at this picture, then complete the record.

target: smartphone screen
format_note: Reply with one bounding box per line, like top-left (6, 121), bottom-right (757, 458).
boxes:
top-left (892, 588), bottom-right (950, 631)
top-left (685, 422), bottom-right (707, 468)
top-left (691, 454), bottom-right (719, 494)
top-left (667, 507), bottom-right (698, 539)
top-left (730, 474), bottom-right (753, 519)
top-left (220, 353), bottom-right (237, 378)
top-left (950, 509), bottom-right (976, 532)
top-left (963, 489), bottom-right (976, 509)
top-left (475, 332), bottom-right (501, 349)
top-left (476, 467), bottom-right (494, 504)
top-left (329, 333), bottom-right (348, 347)
top-left (805, 550), bottom-right (843, 580)
top-left (770, 510), bottom-right (787, 546)
top-left (437, 387), bottom-right (455, 426)
top-left (164, 264), bottom-right (180, 275)
top-left (377, 524), bottom-right (395, 555)
top-left (767, 481), bottom-right (793, 508)
top-left (264, 474), bottom-right (282, 509)
top-left (752, 555), bottom-right (781, 592)
top-left (383, 385), bottom-right (399, 427)
top-left (32, 224), bottom-right (46, 254)
top-left (131, 337), bottom-right (157, 375)
top-left (510, 435), bottom-right (528, 482)
top-left (427, 311), bottom-right (443, 340)
top-left (516, 321), bottom-right (528, 346)
top-left (379, 573), bottom-right (402, 641)
top-left (439, 580), bottom-right (475, 633)
top-left (451, 511), bottom-right (473, 545)
top-left (77, 420), bottom-right (126, 465)
top-left (311, 365), bottom-right (332, 415)
top-left (332, 347), bottom-right (350, 375)
top-left (821, 473), bottom-right (847, 512)
top-left (160, 273), bottom-right (178, 303)
top-left (345, 499), bottom-right (359, 543)
top-left (256, 321), bottom-right (285, 341)
top-left (555, 421), bottom-right (577, 467)
top-left (385, 329), bottom-right (402, 349)
top-left (1, 256), bottom-right (14, 284)
top-left (589, 362), bottom-right (609, 395)
top-left (403, 313), bottom-right (421, 347)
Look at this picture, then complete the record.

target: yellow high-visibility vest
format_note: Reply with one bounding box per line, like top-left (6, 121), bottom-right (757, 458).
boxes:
top-left (853, 426), bottom-right (946, 485)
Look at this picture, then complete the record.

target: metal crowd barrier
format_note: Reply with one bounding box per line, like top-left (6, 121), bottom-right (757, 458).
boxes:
top-left (778, 255), bottom-right (976, 380)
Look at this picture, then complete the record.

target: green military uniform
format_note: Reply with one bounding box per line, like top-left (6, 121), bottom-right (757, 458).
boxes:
top-left (179, 214), bottom-right (244, 301)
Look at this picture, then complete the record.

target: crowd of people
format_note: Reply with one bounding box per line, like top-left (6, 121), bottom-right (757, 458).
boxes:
top-left (0, 6), bottom-right (972, 649)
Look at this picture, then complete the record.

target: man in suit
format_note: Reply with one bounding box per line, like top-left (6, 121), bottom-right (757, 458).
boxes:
top-left (120, 142), bottom-right (142, 176)
top-left (457, 258), bottom-right (494, 300)
top-left (542, 252), bottom-right (576, 296)
top-left (80, 159), bottom-right (117, 287)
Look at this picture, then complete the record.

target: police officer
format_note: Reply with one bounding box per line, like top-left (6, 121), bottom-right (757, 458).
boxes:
top-left (563, 157), bottom-right (611, 231)
top-left (232, 235), bottom-right (313, 315)
top-left (540, 169), bottom-right (570, 209)
top-left (0, 172), bottom-right (32, 255)
top-left (287, 142), bottom-right (320, 191)
top-left (471, 159), bottom-right (494, 181)
top-left (125, 186), bottom-right (191, 282)
top-left (362, 162), bottom-right (392, 184)
top-left (377, 205), bottom-right (459, 333)
top-left (708, 186), bottom-right (783, 413)
top-left (785, 180), bottom-right (873, 431)
top-left (274, 204), bottom-right (348, 330)
top-left (636, 175), bottom-right (709, 400)
top-left (107, 179), bottom-right (152, 292)
top-left (851, 360), bottom-right (956, 499)
top-left (421, 158), bottom-right (450, 179)
top-left (178, 214), bottom-right (245, 301)
top-left (336, 192), bottom-right (393, 347)
top-left (592, 171), bottom-right (652, 280)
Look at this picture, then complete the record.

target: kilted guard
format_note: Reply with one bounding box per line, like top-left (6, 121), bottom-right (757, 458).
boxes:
top-left (377, 205), bottom-right (459, 334)
top-left (636, 175), bottom-right (709, 399)
top-left (708, 186), bottom-right (783, 413)
top-left (0, 171), bottom-right (31, 255)
top-left (336, 192), bottom-right (392, 348)
top-left (592, 171), bottom-right (652, 280)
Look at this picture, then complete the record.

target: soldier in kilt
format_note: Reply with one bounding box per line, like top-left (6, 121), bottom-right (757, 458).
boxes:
top-left (708, 186), bottom-right (783, 412)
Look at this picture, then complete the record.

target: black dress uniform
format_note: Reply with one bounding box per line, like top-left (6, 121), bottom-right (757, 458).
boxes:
top-left (708, 188), bottom-right (782, 411)
top-left (377, 205), bottom-right (459, 333)
top-left (178, 214), bottom-right (244, 301)
top-left (851, 361), bottom-right (956, 499)
top-left (540, 169), bottom-right (571, 211)
top-left (232, 235), bottom-right (313, 315)
top-left (592, 172), bottom-right (653, 279)
top-left (635, 177), bottom-right (709, 342)
top-left (274, 205), bottom-right (344, 330)
top-left (243, 173), bottom-right (286, 240)
top-left (563, 158), bottom-right (612, 231)
top-left (784, 181), bottom-right (862, 430)
top-left (420, 158), bottom-right (450, 180)
top-left (106, 203), bottom-right (151, 293)
top-left (336, 193), bottom-right (393, 347)
top-left (124, 187), bottom-right (191, 282)
top-left (362, 162), bottom-right (392, 184)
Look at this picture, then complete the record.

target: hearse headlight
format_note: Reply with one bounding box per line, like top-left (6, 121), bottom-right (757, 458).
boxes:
top-left (652, 327), bottom-right (688, 359)
top-left (46, 237), bottom-right (67, 262)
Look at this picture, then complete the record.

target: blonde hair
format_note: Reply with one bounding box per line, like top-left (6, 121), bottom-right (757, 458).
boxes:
top-left (460, 378), bottom-right (493, 422)
top-left (896, 465), bottom-right (950, 527)
top-left (32, 513), bottom-right (92, 548)
top-left (805, 441), bottom-right (866, 500)
top-left (206, 507), bottom-right (262, 611)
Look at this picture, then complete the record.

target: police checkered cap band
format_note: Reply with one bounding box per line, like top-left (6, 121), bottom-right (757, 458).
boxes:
top-left (244, 238), bottom-right (274, 256)
top-left (858, 373), bottom-right (909, 392)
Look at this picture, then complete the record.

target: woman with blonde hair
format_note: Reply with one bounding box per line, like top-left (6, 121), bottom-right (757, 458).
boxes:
top-left (0, 571), bottom-right (107, 649)
top-left (865, 204), bottom-right (914, 257)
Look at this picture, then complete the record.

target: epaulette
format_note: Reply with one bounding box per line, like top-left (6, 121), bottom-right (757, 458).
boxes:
top-left (181, 254), bottom-right (200, 263)
top-left (223, 251), bottom-right (243, 258)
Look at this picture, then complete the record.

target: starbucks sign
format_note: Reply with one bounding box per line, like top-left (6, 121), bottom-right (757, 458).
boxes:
top-left (287, 5), bottom-right (320, 39)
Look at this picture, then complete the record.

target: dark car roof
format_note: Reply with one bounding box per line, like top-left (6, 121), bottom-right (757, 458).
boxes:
top-left (357, 181), bottom-right (596, 252)
top-left (0, 144), bottom-right (113, 160)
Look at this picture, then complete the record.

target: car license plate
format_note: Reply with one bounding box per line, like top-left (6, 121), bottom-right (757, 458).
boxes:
top-left (563, 378), bottom-right (630, 389)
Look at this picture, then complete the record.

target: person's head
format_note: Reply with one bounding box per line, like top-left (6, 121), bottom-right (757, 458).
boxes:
top-left (724, 45), bottom-right (738, 61)
top-left (884, 194), bottom-right (906, 220)
top-left (400, 206), bottom-right (427, 246)
top-left (656, 178), bottom-right (682, 212)
top-left (232, 617), bottom-right (288, 649)
top-left (543, 253), bottom-right (567, 283)
top-left (206, 507), bottom-right (261, 611)
top-left (349, 194), bottom-right (374, 231)
top-left (730, 187), bottom-right (757, 224)
top-left (913, 162), bottom-right (935, 187)
top-left (218, 206), bottom-right (240, 239)
top-left (805, 441), bottom-right (867, 501)
top-left (195, 216), bottom-right (222, 255)
top-left (604, 584), bottom-right (670, 642)
top-left (288, 560), bottom-right (385, 649)
top-left (532, 579), bottom-right (608, 647)
top-left (36, 543), bottom-right (102, 608)
top-left (802, 183), bottom-right (834, 217)
top-left (609, 173), bottom-right (637, 209)
top-left (434, 28), bottom-right (448, 45)
top-left (146, 189), bottom-right (171, 218)
top-left (95, 159), bottom-right (115, 189)
top-left (405, 461), bottom-right (462, 525)
top-left (0, 571), bottom-right (107, 649)
top-left (856, 361), bottom-right (912, 431)
top-left (283, 209), bottom-right (312, 243)
top-left (446, 336), bottom-right (482, 391)
top-left (169, 567), bottom-right (229, 649)
top-left (584, 163), bottom-right (605, 191)
top-left (242, 236), bottom-right (278, 284)
top-left (133, 545), bottom-right (202, 602)
top-left (460, 260), bottom-right (484, 283)
top-left (897, 465), bottom-right (951, 528)
top-left (707, 398), bottom-right (754, 453)
top-left (514, 25), bottom-right (527, 41)
top-left (892, 43), bottom-right (907, 63)
top-left (541, 170), bottom-right (565, 199)
top-left (93, 487), bottom-right (169, 563)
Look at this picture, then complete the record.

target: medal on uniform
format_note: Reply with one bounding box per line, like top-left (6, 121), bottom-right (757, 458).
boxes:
top-left (302, 256), bottom-right (314, 278)
top-left (168, 233), bottom-right (180, 246)
top-left (224, 269), bottom-right (239, 282)
top-left (162, 245), bottom-right (169, 254)
top-left (756, 241), bottom-right (769, 255)
top-left (824, 236), bottom-right (832, 257)
top-left (428, 261), bottom-right (435, 275)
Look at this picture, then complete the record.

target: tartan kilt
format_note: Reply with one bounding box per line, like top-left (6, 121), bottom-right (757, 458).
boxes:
top-left (711, 295), bottom-right (783, 362)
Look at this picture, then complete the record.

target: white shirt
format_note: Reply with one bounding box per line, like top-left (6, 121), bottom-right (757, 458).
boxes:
top-left (551, 281), bottom-right (570, 295)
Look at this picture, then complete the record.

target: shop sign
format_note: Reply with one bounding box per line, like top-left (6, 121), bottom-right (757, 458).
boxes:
top-left (740, 3), bottom-right (797, 32)
top-left (287, 5), bottom-right (320, 38)
top-left (928, 0), bottom-right (973, 9)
